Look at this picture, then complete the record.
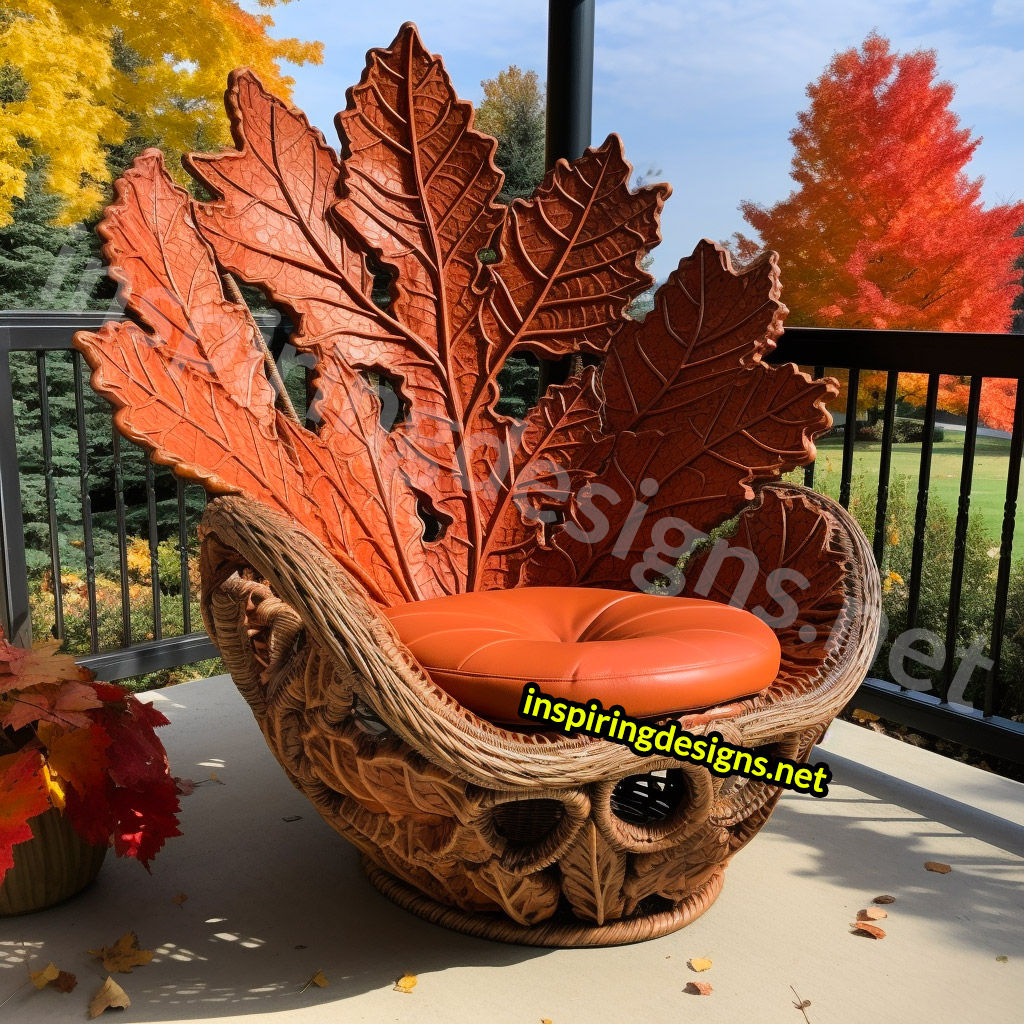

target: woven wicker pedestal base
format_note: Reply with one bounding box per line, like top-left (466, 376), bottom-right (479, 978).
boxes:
top-left (363, 856), bottom-right (725, 947)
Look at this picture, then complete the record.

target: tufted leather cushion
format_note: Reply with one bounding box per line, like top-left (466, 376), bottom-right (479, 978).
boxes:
top-left (383, 587), bottom-right (781, 723)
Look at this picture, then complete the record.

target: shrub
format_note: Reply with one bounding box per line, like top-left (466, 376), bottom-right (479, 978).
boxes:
top-left (998, 558), bottom-right (1024, 718)
top-left (806, 468), bottom-right (1017, 712)
top-left (26, 528), bottom-right (218, 692)
top-left (891, 419), bottom-right (945, 443)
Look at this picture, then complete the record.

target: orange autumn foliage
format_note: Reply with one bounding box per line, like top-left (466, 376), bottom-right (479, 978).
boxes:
top-left (734, 33), bottom-right (1024, 431)
top-left (0, 629), bottom-right (181, 876)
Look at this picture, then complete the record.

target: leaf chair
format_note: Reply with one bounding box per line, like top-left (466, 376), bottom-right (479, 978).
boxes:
top-left (75, 24), bottom-right (881, 946)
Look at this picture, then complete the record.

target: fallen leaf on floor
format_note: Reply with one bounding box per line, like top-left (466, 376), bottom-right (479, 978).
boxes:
top-left (393, 973), bottom-right (417, 994)
top-left (685, 982), bottom-right (712, 995)
top-left (29, 962), bottom-right (59, 989)
top-left (851, 922), bottom-right (886, 939)
top-left (791, 984), bottom-right (812, 1023)
top-left (872, 895), bottom-right (896, 904)
top-left (282, 815), bottom-right (302, 822)
top-left (851, 708), bottom-right (880, 723)
top-left (299, 970), bottom-right (328, 992)
top-left (924, 861), bottom-right (951, 874)
top-left (857, 907), bottom-right (888, 921)
top-left (89, 977), bottom-right (130, 1018)
top-left (996, 955), bottom-right (1008, 963)
top-left (688, 958), bottom-right (712, 972)
top-left (786, 983), bottom-right (811, 1024)
top-left (173, 777), bottom-right (196, 796)
top-left (54, 970), bottom-right (78, 993)
top-left (88, 932), bottom-right (154, 973)
top-left (172, 893), bottom-right (188, 908)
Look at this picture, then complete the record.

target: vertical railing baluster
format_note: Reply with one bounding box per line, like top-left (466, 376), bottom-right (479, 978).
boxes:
top-left (112, 428), bottom-right (132, 648)
top-left (72, 352), bottom-right (98, 653)
top-left (871, 371), bottom-right (900, 566)
top-left (177, 477), bottom-right (191, 635)
top-left (804, 363), bottom-right (825, 489)
top-left (985, 376), bottom-right (1024, 717)
top-left (145, 455), bottom-right (162, 641)
top-left (36, 351), bottom-right (64, 640)
top-left (942, 375), bottom-right (983, 701)
top-left (839, 368), bottom-right (859, 509)
top-left (0, 347), bottom-right (32, 648)
top-left (906, 373), bottom-right (940, 634)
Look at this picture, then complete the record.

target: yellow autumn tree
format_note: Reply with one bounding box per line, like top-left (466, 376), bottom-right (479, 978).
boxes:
top-left (0, 0), bottom-right (321, 226)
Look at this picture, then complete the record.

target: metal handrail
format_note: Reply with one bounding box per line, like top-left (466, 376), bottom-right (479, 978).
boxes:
top-left (2, 311), bottom-right (1023, 761)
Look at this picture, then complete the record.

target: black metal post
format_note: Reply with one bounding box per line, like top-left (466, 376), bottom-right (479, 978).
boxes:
top-left (545, 0), bottom-right (595, 167)
top-left (540, 0), bottom-right (595, 392)
top-left (0, 348), bottom-right (32, 647)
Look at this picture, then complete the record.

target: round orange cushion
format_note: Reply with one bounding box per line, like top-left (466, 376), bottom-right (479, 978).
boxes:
top-left (383, 587), bottom-right (781, 723)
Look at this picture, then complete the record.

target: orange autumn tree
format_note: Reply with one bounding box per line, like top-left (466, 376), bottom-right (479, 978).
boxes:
top-left (733, 32), bottom-right (1024, 430)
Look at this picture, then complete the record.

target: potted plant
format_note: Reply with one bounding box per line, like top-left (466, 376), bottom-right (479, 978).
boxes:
top-left (0, 628), bottom-right (181, 915)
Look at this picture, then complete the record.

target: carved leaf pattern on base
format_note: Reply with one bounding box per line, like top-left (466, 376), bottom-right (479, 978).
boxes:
top-left (559, 822), bottom-right (627, 925)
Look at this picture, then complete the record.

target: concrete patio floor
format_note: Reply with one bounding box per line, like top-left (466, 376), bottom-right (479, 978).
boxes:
top-left (2, 675), bottom-right (1022, 1023)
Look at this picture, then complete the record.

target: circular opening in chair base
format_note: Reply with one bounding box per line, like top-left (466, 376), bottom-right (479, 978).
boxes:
top-left (610, 769), bottom-right (689, 825)
top-left (491, 798), bottom-right (566, 845)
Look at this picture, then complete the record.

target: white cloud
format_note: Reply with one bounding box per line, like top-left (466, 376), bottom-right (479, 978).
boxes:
top-left (991, 0), bottom-right (1024, 22)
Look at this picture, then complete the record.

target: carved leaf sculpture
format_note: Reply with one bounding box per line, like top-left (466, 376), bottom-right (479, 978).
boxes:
top-left (519, 243), bottom-right (838, 588)
top-left (681, 487), bottom-right (850, 696)
top-left (560, 822), bottom-right (627, 924)
top-left (75, 23), bottom-right (836, 607)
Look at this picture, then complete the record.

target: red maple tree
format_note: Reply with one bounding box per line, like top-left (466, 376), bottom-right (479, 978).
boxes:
top-left (733, 32), bottom-right (1024, 430)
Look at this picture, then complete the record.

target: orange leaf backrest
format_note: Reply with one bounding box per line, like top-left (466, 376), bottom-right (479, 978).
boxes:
top-left (75, 24), bottom-right (836, 606)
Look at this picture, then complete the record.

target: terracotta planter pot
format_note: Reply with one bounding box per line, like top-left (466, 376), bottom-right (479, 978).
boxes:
top-left (0, 808), bottom-right (107, 916)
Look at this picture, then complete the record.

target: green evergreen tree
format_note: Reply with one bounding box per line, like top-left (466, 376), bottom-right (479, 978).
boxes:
top-left (0, 161), bottom-right (111, 311)
top-left (476, 66), bottom-right (546, 205)
top-left (1, 161), bottom-right (192, 621)
top-left (476, 68), bottom-right (546, 415)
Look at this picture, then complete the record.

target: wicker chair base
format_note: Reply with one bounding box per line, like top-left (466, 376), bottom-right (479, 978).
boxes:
top-left (198, 487), bottom-right (880, 948)
top-left (363, 856), bottom-right (725, 947)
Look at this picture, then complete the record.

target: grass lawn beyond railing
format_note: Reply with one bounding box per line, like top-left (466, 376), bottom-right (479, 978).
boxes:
top-left (810, 433), bottom-right (1022, 553)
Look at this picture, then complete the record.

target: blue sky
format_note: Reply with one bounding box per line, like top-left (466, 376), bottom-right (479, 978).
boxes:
top-left (258, 0), bottom-right (1024, 280)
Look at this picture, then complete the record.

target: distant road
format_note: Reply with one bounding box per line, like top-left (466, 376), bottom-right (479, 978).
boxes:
top-left (829, 411), bottom-right (1012, 441)
top-left (937, 423), bottom-right (1012, 440)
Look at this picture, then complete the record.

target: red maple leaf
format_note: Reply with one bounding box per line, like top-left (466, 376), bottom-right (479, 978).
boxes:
top-left (0, 630), bottom-right (28, 688)
top-left (45, 723), bottom-right (113, 797)
top-left (0, 750), bottom-right (49, 878)
top-left (91, 681), bottom-right (129, 704)
top-left (63, 778), bottom-right (115, 848)
top-left (99, 703), bottom-right (171, 789)
top-left (0, 681), bottom-right (104, 731)
top-left (109, 776), bottom-right (183, 868)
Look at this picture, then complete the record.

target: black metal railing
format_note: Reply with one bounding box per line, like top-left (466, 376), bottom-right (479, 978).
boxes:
top-left (0, 310), bottom-right (282, 680)
top-left (2, 312), bottom-right (1022, 761)
top-left (768, 327), bottom-right (1024, 761)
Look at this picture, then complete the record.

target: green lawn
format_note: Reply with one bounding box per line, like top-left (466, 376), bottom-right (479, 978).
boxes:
top-left (790, 433), bottom-right (1023, 556)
